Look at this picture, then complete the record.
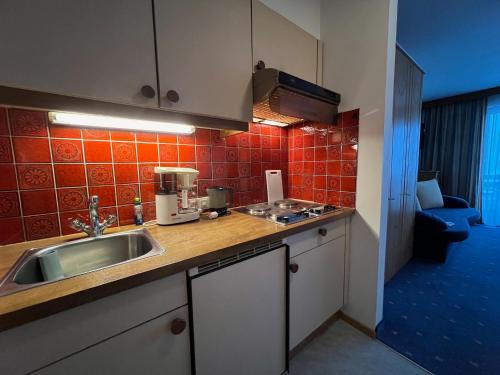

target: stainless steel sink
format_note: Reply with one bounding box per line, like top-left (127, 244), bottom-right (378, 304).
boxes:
top-left (0, 229), bottom-right (165, 296)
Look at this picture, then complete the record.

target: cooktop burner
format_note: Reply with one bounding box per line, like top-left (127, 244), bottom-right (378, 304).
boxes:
top-left (235, 199), bottom-right (339, 225)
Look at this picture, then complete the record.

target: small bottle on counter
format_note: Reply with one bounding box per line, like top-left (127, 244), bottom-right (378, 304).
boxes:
top-left (133, 197), bottom-right (144, 225)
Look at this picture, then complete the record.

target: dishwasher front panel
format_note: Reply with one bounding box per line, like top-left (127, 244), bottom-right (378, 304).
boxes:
top-left (189, 246), bottom-right (287, 375)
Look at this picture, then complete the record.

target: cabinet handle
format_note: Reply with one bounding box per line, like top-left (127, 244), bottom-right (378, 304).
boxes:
top-left (318, 227), bottom-right (328, 237)
top-left (289, 263), bottom-right (299, 273)
top-left (170, 318), bottom-right (187, 335)
top-left (140, 85), bottom-right (156, 98)
top-left (166, 90), bottom-right (180, 103)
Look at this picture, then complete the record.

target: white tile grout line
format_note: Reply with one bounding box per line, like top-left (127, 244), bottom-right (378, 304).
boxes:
top-left (45, 115), bottom-right (63, 237)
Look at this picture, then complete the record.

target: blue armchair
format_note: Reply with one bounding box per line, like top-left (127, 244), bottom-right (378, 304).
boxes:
top-left (414, 195), bottom-right (480, 262)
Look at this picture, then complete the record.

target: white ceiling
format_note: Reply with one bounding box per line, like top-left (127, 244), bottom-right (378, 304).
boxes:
top-left (397, 0), bottom-right (500, 101)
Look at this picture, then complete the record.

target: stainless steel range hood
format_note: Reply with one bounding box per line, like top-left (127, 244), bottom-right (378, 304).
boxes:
top-left (252, 68), bottom-right (341, 126)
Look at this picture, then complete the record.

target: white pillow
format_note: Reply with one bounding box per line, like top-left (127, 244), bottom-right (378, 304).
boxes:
top-left (415, 195), bottom-right (422, 211)
top-left (416, 179), bottom-right (444, 209)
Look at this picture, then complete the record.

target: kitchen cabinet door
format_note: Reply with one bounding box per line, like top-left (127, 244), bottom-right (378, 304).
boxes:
top-left (34, 306), bottom-right (191, 375)
top-left (0, 0), bottom-right (158, 107)
top-left (154, 0), bottom-right (252, 122)
top-left (289, 237), bottom-right (345, 350)
top-left (252, 0), bottom-right (319, 83)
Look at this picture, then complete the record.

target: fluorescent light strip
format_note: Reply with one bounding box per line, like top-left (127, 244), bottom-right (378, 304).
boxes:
top-left (48, 111), bottom-right (195, 135)
top-left (260, 119), bottom-right (288, 127)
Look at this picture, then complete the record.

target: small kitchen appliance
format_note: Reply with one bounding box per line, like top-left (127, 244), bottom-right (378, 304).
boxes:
top-left (207, 186), bottom-right (233, 216)
top-left (155, 167), bottom-right (200, 225)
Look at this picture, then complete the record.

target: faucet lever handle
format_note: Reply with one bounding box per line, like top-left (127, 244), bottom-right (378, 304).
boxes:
top-left (103, 214), bottom-right (117, 227)
top-left (89, 195), bottom-right (99, 206)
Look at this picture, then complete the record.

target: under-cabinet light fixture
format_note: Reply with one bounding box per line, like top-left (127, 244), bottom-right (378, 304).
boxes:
top-left (48, 111), bottom-right (195, 135)
top-left (260, 119), bottom-right (288, 127)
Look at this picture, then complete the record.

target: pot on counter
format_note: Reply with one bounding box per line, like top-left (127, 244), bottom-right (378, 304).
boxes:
top-left (207, 186), bottom-right (233, 216)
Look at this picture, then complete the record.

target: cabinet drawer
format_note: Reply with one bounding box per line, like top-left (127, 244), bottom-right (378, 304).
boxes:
top-left (0, 272), bottom-right (187, 375)
top-left (286, 218), bottom-right (345, 257)
top-left (289, 237), bottom-right (345, 349)
top-left (34, 305), bottom-right (191, 375)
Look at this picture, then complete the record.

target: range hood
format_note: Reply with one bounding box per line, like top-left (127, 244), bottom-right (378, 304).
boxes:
top-left (252, 68), bottom-right (341, 126)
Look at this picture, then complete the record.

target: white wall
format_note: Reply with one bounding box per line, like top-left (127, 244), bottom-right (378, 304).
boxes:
top-left (321, 0), bottom-right (398, 329)
top-left (259, 0), bottom-right (321, 38)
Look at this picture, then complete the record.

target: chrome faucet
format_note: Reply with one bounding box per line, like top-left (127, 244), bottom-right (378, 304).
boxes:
top-left (70, 195), bottom-right (117, 237)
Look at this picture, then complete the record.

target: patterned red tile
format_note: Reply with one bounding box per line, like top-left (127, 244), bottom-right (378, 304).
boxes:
top-left (143, 202), bottom-right (156, 221)
top-left (342, 126), bottom-right (359, 144)
top-left (250, 134), bottom-right (261, 148)
top-left (179, 145), bottom-right (195, 162)
top-left (197, 162), bottom-right (212, 179)
top-left (82, 129), bottom-right (109, 140)
top-left (227, 163), bottom-right (239, 178)
top-left (238, 163), bottom-right (251, 177)
top-left (212, 147), bottom-right (226, 162)
top-left (118, 205), bottom-right (135, 225)
top-left (114, 164), bottom-right (138, 184)
top-left (314, 129), bottom-right (327, 147)
top-left (292, 149), bottom-right (303, 162)
top-left (342, 109), bottom-right (359, 127)
top-left (261, 136), bottom-right (272, 149)
top-left (315, 147), bottom-right (327, 161)
top-left (314, 189), bottom-right (326, 203)
top-left (304, 148), bottom-right (314, 161)
top-left (327, 161), bottom-right (341, 175)
top-left (159, 144), bottom-right (178, 162)
top-left (328, 129), bottom-right (342, 145)
top-left (0, 192), bottom-right (20, 218)
top-left (89, 185), bottom-right (116, 207)
top-left (84, 141), bottom-right (112, 162)
top-left (87, 164), bottom-right (114, 186)
top-left (116, 184), bottom-right (139, 205)
top-left (302, 175), bottom-right (313, 189)
top-left (9, 109), bottom-right (47, 137)
top-left (340, 192), bottom-right (356, 208)
top-left (55, 164), bottom-right (86, 187)
top-left (110, 130), bottom-right (135, 141)
top-left (341, 177), bottom-right (357, 192)
top-left (210, 130), bottom-right (225, 146)
top-left (137, 143), bottom-right (158, 162)
top-left (0, 217), bottom-right (24, 244)
top-left (0, 164), bottom-right (17, 190)
top-left (136, 132), bottom-right (157, 143)
top-left (139, 164), bottom-right (156, 183)
top-left (51, 139), bottom-right (83, 162)
top-left (21, 189), bottom-right (57, 215)
top-left (327, 191), bottom-right (340, 205)
top-left (226, 148), bottom-right (238, 162)
top-left (213, 163), bottom-right (227, 178)
top-left (262, 149), bottom-right (272, 162)
top-left (24, 214), bottom-right (60, 240)
top-left (140, 183), bottom-right (156, 202)
top-left (196, 145), bottom-right (211, 162)
top-left (314, 176), bottom-right (326, 190)
top-left (225, 134), bottom-right (238, 147)
top-left (314, 161), bottom-right (326, 175)
top-left (249, 123), bottom-right (261, 134)
top-left (13, 137), bottom-right (50, 162)
top-left (158, 134), bottom-right (177, 143)
top-left (293, 135), bottom-right (303, 148)
top-left (260, 125), bottom-right (271, 136)
top-left (250, 149), bottom-right (261, 163)
top-left (57, 187), bottom-right (88, 212)
top-left (0, 137), bottom-right (12, 163)
top-left (303, 162), bottom-right (314, 175)
top-left (341, 161), bottom-right (357, 176)
top-left (197, 179), bottom-right (211, 196)
top-left (328, 145), bottom-right (342, 161)
top-left (292, 162), bottom-right (303, 175)
top-left (271, 137), bottom-right (280, 149)
top-left (237, 133), bottom-right (250, 147)
top-left (49, 125), bottom-right (81, 138)
top-left (0, 108), bottom-right (8, 135)
top-left (178, 134), bottom-right (195, 145)
top-left (292, 175), bottom-right (303, 186)
top-left (271, 150), bottom-right (280, 162)
top-left (342, 143), bottom-right (358, 160)
top-left (17, 164), bottom-right (53, 190)
top-left (327, 176), bottom-right (340, 190)
top-left (112, 142), bottom-right (137, 163)
top-left (195, 128), bottom-right (211, 145)
top-left (303, 134), bottom-right (314, 148)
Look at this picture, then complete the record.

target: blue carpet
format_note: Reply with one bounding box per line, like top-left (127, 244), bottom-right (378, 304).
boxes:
top-left (377, 225), bottom-right (500, 375)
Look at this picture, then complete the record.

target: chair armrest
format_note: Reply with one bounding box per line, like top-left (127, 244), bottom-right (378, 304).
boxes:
top-left (415, 211), bottom-right (448, 231)
top-left (442, 195), bottom-right (470, 208)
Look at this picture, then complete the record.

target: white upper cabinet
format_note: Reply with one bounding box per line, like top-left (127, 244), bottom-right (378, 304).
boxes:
top-left (252, 0), bottom-right (319, 83)
top-left (0, 0), bottom-right (158, 107)
top-left (154, 0), bottom-right (253, 122)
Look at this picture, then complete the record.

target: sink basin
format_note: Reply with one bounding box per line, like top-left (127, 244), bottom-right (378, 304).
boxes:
top-left (0, 229), bottom-right (164, 296)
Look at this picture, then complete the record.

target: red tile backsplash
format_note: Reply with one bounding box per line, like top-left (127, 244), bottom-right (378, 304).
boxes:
top-left (0, 106), bottom-right (358, 245)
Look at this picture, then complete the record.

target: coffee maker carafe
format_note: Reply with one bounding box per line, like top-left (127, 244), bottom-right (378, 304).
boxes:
top-left (155, 167), bottom-right (200, 225)
top-left (207, 186), bottom-right (233, 216)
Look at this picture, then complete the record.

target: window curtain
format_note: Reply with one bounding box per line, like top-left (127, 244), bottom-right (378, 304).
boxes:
top-left (420, 97), bottom-right (486, 208)
top-left (482, 95), bottom-right (500, 226)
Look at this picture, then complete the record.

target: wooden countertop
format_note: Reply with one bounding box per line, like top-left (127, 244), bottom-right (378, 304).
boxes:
top-left (0, 208), bottom-right (354, 331)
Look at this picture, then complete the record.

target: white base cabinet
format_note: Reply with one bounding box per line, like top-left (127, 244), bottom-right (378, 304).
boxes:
top-left (286, 219), bottom-right (347, 350)
top-left (34, 306), bottom-right (191, 375)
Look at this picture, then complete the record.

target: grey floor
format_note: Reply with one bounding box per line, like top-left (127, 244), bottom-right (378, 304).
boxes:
top-left (290, 320), bottom-right (431, 375)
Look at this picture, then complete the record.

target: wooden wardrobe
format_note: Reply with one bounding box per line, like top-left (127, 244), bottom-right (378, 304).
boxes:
top-left (385, 46), bottom-right (424, 282)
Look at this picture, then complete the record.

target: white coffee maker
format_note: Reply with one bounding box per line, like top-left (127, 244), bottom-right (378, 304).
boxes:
top-left (155, 167), bottom-right (200, 225)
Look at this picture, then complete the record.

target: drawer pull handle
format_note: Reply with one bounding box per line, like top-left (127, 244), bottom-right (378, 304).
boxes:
top-left (140, 85), bottom-right (156, 98)
top-left (170, 318), bottom-right (187, 335)
top-left (289, 263), bottom-right (299, 273)
top-left (318, 228), bottom-right (328, 236)
top-left (166, 90), bottom-right (180, 103)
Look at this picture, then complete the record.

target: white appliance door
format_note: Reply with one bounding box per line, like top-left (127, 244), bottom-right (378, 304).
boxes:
top-left (266, 170), bottom-right (284, 203)
top-left (190, 247), bottom-right (287, 375)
